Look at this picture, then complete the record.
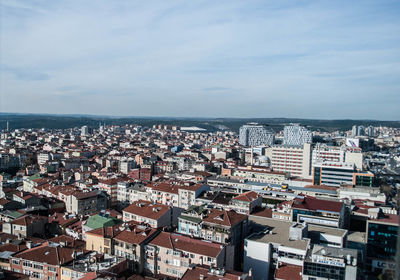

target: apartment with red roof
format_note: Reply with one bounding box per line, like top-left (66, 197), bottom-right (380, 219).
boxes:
top-left (113, 225), bottom-right (158, 274)
top-left (10, 242), bottom-right (83, 280)
top-left (291, 195), bottom-right (346, 228)
top-left (229, 191), bottom-right (262, 214)
top-left (145, 232), bottom-right (225, 278)
top-left (122, 200), bottom-right (172, 229)
top-left (200, 209), bottom-right (248, 270)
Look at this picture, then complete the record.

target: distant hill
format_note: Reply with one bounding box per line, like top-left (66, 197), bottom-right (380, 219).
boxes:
top-left (0, 113), bottom-right (399, 132)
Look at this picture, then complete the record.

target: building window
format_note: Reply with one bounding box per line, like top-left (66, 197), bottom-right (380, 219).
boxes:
top-left (23, 261), bottom-right (33, 268)
top-left (33, 264), bottom-right (43, 270)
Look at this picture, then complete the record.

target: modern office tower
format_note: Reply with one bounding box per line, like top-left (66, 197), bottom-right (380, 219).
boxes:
top-left (239, 123), bottom-right (275, 147)
top-left (366, 213), bottom-right (398, 274)
top-left (283, 124), bottom-right (312, 146)
top-left (81, 125), bottom-right (89, 136)
top-left (266, 143), bottom-right (312, 178)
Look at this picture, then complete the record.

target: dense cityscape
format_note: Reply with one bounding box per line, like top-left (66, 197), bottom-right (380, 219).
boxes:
top-left (2, 0), bottom-right (400, 279)
top-left (0, 122), bottom-right (398, 280)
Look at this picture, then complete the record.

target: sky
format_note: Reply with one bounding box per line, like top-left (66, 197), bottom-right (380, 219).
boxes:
top-left (1, 0), bottom-right (400, 120)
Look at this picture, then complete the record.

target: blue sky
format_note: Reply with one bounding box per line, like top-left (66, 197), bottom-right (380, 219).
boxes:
top-left (1, 0), bottom-right (399, 119)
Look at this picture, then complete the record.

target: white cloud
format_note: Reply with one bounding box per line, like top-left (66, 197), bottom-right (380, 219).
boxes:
top-left (1, 0), bottom-right (399, 119)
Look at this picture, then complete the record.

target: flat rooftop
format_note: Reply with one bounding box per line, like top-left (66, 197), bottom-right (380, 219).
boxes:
top-left (347, 231), bottom-right (366, 244)
top-left (247, 215), bottom-right (310, 251)
top-left (308, 224), bottom-right (347, 238)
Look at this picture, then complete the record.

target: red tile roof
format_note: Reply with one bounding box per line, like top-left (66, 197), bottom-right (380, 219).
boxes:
top-left (369, 213), bottom-right (399, 225)
top-left (86, 225), bottom-right (122, 238)
top-left (48, 235), bottom-right (85, 249)
top-left (274, 264), bottom-right (302, 280)
top-left (292, 195), bottom-right (343, 213)
top-left (12, 215), bottom-right (46, 226)
top-left (123, 200), bottom-right (170, 220)
top-left (232, 191), bottom-right (260, 202)
top-left (114, 226), bottom-right (157, 245)
top-left (202, 209), bottom-right (247, 227)
top-left (251, 207), bottom-right (273, 218)
top-left (149, 232), bottom-right (223, 258)
top-left (13, 243), bottom-right (82, 266)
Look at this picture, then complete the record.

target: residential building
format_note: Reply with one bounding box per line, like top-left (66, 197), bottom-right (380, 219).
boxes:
top-left (85, 225), bottom-right (121, 255)
top-left (229, 191), bottom-right (262, 214)
top-left (113, 224), bottom-right (158, 273)
top-left (65, 190), bottom-right (108, 215)
top-left (239, 123), bottom-right (275, 147)
top-left (2, 215), bottom-right (47, 238)
top-left (200, 209), bottom-right (248, 270)
top-left (283, 124), bottom-right (312, 146)
top-left (10, 242), bottom-right (77, 280)
top-left (122, 200), bottom-right (172, 228)
top-left (119, 159), bottom-right (136, 174)
top-left (145, 232), bottom-right (225, 278)
top-left (98, 178), bottom-right (127, 207)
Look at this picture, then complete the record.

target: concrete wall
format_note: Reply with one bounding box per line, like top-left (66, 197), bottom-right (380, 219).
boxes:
top-left (244, 239), bottom-right (271, 280)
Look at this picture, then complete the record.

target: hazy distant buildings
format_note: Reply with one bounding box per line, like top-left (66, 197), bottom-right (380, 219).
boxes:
top-left (239, 123), bottom-right (274, 147)
top-left (352, 125), bottom-right (367, 137)
top-left (366, 126), bottom-right (374, 137)
top-left (81, 125), bottom-right (89, 136)
top-left (283, 124), bottom-right (312, 146)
